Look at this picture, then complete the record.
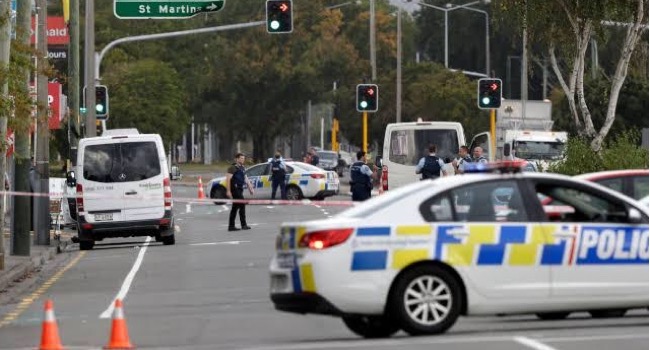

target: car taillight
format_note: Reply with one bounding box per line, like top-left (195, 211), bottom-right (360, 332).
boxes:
top-left (163, 178), bottom-right (172, 209)
top-left (298, 228), bottom-right (354, 250)
top-left (310, 173), bottom-right (325, 179)
top-left (76, 184), bottom-right (84, 212)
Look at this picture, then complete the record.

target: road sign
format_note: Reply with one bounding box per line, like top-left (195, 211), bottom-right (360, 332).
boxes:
top-left (114, 0), bottom-right (225, 19)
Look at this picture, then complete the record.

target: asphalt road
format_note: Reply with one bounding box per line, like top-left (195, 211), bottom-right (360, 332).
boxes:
top-left (0, 185), bottom-right (646, 350)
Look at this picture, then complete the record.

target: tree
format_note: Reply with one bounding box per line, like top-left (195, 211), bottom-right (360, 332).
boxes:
top-left (102, 60), bottom-right (190, 145)
top-left (495, 0), bottom-right (648, 151)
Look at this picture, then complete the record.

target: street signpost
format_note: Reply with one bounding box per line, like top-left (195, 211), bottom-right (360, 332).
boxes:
top-left (114, 0), bottom-right (225, 19)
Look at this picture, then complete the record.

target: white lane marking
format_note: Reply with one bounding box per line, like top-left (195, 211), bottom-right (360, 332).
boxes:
top-left (185, 203), bottom-right (191, 213)
top-left (513, 336), bottom-right (558, 350)
top-left (190, 240), bottom-right (251, 246)
top-left (322, 212), bottom-right (329, 215)
top-left (99, 236), bottom-right (152, 319)
top-left (542, 333), bottom-right (648, 342)
top-left (221, 205), bottom-right (228, 210)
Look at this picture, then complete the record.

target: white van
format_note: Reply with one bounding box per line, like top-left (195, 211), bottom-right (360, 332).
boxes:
top-left (381, 119), bottom-right (465, 190)
top-left (70, 132), bottom-right (174, 250)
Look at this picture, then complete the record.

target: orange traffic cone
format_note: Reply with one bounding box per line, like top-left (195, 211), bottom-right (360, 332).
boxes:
top-left (39, 299), bottom-right (64, 350)
top-left (197, 176), bottom-right (206, 199)
top-left (104, 299), bottom-right (134, 350)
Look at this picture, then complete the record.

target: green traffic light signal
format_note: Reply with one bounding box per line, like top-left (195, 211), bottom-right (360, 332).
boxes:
top-left (95, 85), bottom-right (109, 118)
top-left (477, 78), bottom-right (502, 109)
top-left (356, 84), bottom-right (378, 112)
top-left (266, 0), bottom-right (293, 33)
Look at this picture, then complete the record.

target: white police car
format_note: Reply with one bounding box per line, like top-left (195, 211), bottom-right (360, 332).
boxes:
top-left (269, 162), bottom-right (648, 338)
top-left (207, 161), bottom-right (339, 201)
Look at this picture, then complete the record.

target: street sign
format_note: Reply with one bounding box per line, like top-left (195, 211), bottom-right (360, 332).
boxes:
top-left (114, 0), bottom-right (225, 19)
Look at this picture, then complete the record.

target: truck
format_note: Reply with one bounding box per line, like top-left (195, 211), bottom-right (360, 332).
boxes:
top-left (379, 119), bottom-right (466, 190)
top-left (470, 99), bottom-right (568, 171)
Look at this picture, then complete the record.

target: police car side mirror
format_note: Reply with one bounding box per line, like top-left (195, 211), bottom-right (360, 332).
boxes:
top-left (628, 207), bottom-right (646, 224)
top-left (66, 171), bottom-right (76, 187)
top-left (375, 155), bottom-right (383, 167)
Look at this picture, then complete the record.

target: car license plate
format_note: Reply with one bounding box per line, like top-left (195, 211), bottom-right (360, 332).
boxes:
top-left (94, 213), bottom-right (113, 221)
top-left (277, 253), bottom-right (295, 269)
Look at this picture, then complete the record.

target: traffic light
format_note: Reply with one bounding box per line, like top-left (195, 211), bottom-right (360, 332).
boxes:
top-left (95, 85), bottom-right (109, 118)
top-left (356, 84), bottom-right (378, 112)
top-left (477, 78), bottom-right (502, 109)
top-left (266, 0), bottom-right (292, 34)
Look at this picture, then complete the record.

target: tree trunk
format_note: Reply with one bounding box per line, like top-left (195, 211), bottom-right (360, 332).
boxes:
top-left (591, 0), bottom-right (647, 152)
top-left (575, 21), bottom-right (597, 138)
top-left (252, 134), bottom-right (271, 164)
top-left (549, 45), bottom-right (582, 133)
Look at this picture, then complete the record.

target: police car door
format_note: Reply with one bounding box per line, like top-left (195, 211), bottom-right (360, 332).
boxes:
top-left (245, 164), bottom-right (269, 199)
top-left (422, 179), bottom-right (551, 299)
top-left (530, 179), bottom-right (649, 298)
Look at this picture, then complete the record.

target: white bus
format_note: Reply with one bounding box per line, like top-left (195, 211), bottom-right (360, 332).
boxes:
top-left (380, 119), bottom-right (466, 190)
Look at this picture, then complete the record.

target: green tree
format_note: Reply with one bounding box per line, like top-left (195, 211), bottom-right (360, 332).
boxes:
top-left (102, 59), bottom-right (190, 145)
top-left (495, 0), bottom-right (648, 151)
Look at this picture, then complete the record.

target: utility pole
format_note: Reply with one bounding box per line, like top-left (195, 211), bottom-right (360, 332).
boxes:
top-left (369, 0), bottom-right (376, 81)
top-left (13, 0), bottom-right (33, 256)
top-left (396, 5), bottom-right (402, 123)
top-left (35, 0), bottom-right (49, 246)
top-left (84, 0), bottom-right (96, 137)
top-left (69, 0), bottom-right (80, 154)
top-left (521, 0), bottom-right (528, 120)
top-left (0, 0), bottom-right (13, 269)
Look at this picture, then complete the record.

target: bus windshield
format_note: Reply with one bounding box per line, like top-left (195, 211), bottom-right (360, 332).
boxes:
top-left (389, 129), bottom-right (460, 166)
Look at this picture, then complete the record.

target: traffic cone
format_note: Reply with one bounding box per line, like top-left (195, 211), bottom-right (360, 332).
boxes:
top-left (104, 299), bottom-right (134, 350)
top-left (39, 299), bottom-right (64, 350)
top-left (197, 176), bottom-right (206, 199)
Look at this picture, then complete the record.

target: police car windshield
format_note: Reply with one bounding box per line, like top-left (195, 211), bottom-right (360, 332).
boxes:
top-left (338, 182), bottom-right (432, 219)
top-left (290, 162), bottom-right (323, 172)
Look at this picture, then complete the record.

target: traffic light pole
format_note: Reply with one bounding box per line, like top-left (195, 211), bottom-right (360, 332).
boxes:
top-left (94, 21), bottom-right (265, 81)
top-left (490, 109), bottom-right (496, 154)
top-left (362, 112), bottom-right (368, 153)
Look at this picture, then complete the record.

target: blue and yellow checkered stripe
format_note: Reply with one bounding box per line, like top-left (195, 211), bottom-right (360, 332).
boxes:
top-left (351, 224), bottom-right (570, 271)
top-left (279, 226), bottom-right (317, 293)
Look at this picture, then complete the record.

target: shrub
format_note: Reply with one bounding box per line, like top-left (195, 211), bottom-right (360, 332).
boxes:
top-left (548, 130), bottom-right (649, 175)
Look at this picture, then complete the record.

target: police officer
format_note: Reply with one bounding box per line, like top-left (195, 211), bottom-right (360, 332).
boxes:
top-left (415, 144), bottom-right (448, 180)
top-left (269, 150), bottom-right (287, 200)
top-left (226, 153), bottom-right (254, 231)
top-left (473, 146), bottom-right (488, 164)
top-left (349, 151), bottom-right (376, 202)
top-left (452, 145), bottom-right (473, 174)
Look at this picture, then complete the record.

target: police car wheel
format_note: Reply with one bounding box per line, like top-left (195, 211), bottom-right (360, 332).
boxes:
top-left (211, 187), bottom-right (227, 205)
top-left (286, 186), bottom-right (303, 200)
top-left (535, 312), bottom-right (570, 320)
top-left (589, 309), bottom-right (626, 318)
top-left (390, 265), bottom-right (461, 336)
top-left (342, 315), bottom-right (400, 338)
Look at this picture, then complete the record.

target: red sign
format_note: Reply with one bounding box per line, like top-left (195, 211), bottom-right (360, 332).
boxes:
top-left (31, 16), bottom-right (69, 45)
top-left (48, 82), bottom-right (62, 130)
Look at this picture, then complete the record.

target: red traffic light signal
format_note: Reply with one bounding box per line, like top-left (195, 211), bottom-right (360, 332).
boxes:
top-left (477, 78), bottom-right (502, 109)
top-left (266, 0), bottom-right (293, 34)
top-left (356, 84), bottom-right (379, 112)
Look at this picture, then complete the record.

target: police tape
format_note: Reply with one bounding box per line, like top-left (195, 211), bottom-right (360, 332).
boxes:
top-left (0, 190), bottom-right (358, 207)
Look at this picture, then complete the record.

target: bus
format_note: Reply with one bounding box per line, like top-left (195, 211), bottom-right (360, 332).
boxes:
top-left (380, 119), bottom-right (466, 190)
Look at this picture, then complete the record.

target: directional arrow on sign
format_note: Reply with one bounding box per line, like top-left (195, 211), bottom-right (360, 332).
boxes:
top-left (206, 2), bottom-right (218, 10)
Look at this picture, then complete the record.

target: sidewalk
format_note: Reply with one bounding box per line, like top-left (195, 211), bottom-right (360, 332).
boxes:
top-left (0, 231), bottom-right (73, 293)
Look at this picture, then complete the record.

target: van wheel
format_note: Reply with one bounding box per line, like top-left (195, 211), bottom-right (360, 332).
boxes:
top-left (342, 315), bottom-right (400, 338)
top-left (210, 186), bottom-right (227, 205)
top-left (536, 312), bottom-right (570, 320)
top-left (79, 241), bottom-right (94, 250)
top-left (389, 265), bottom-right (461, 336)
top-left (161, 234), bottom-right (175, 245)
top-left (285, 186), bottom-right (303, 200)
top-left (589, 309), bottom-right (626, 318)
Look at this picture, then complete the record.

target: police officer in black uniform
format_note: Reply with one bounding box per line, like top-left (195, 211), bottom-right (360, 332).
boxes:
top-left (349, 151), bottom-right (376, 202)
top-left (415, 144), bottom-right (448, 180)
top-left (269, 151), bottom-right (287, 200)
top-left (226, 153), bottom-right (254, 231)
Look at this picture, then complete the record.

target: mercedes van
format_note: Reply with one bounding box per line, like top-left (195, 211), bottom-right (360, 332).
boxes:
top-left (70, 131), bottom-right (174, 250)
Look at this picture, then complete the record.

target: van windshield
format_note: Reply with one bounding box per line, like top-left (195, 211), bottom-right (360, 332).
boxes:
top-left (389, 129), bottom-right (459, 166)
top-left (83, 142), bottom-right (161, 183)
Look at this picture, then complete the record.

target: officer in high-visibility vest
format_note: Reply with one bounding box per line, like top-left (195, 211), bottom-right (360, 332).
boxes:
top-left (349, 151), bottom-right (376, 202)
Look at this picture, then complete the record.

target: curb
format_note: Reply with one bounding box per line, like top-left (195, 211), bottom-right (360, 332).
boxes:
top-left (0, 237), bottom-right (71, 293)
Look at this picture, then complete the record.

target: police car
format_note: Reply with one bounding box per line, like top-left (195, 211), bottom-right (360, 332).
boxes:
top-left (269, 162), bottom-right (648, 338)
top-left (207, 161), bottom-right (339, 201)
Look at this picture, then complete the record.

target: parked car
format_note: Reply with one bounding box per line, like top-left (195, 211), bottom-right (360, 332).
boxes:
top-left (316, 150), bottom-right (345, 177)
top-left (207, 161), bottom-right (339, 201)
top-left (574, 169), bottom-right (649, 200)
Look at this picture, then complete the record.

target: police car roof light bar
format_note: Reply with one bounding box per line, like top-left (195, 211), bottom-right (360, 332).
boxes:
top-left (463, 161), bottom-right (527, 174)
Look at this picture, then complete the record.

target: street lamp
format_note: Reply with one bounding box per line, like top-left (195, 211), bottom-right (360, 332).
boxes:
top-left (406, 0), bottom-right (490, 73)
